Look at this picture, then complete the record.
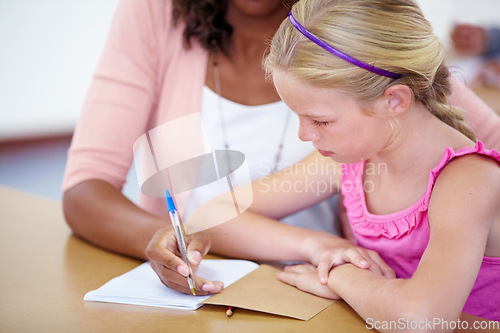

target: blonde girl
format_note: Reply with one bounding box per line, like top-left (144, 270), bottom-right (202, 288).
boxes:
top-left (262, 0), bottom-right (500, 326)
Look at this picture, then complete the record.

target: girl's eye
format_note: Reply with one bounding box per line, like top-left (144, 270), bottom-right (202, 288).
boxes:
top-left (313, 120), bottom-right (329, 127)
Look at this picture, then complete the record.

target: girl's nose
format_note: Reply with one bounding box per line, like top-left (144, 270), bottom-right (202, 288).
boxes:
top-left (298, 119), bottom-right (318, 142)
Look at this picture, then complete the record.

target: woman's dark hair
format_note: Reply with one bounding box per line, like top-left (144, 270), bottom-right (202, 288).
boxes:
top-left (173, 0), bottom-right (232, 55)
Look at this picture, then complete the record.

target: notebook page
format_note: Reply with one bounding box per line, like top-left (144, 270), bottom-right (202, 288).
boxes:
top-left (84, 259), bottom-right (259, 310)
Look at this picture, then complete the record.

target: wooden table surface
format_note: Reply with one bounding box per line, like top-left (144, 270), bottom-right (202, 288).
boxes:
top-left (1, 186), bottom-right (498, 332)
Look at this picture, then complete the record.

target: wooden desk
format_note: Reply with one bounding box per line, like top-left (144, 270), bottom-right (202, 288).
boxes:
top-left (0, 186), bottom-right (371, 333)
top-left (0, 186), bottom-right (498, 332)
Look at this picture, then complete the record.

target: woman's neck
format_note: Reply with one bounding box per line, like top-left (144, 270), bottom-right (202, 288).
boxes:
top-left (205, 2), bottom-right (289, 105)
top-left (225, 3), bottom-right (290, 59)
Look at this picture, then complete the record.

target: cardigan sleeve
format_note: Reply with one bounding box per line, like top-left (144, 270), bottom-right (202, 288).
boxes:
top-left (62, 0), bottom-right (171, 192)
top-left (449, 75), bottom-right (500, 151)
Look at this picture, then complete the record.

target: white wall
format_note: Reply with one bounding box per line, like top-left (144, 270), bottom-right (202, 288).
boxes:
top-left (0, 0), bottom-right (499, 141)
top-left (418, 0), bottom-right (500, 48)
top-left (0, 0), bottom-right (119, 140)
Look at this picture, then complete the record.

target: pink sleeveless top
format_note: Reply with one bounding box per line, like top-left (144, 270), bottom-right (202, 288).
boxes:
top-left (341, 141), bottom-right (500, 321)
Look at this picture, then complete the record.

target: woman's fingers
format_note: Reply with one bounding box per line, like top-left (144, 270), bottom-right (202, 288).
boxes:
top-left (151, 261), bottom-right (223, 295)
top-left (146, 227), bottom-right (186, 274)
top-left (186, 232), bottom-right (211, 267)
top-left (146, 226), bottom-right (223, 295)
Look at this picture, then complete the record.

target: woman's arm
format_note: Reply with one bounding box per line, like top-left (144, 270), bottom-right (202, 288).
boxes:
top-left (449, 75), bottom-right (500, 150)
top-left (63, 180), bottom-right (167, 259)
top-left (64, 1), bottom-right (176, 260)
top-left (279, 155), bottom-right (500, 332)
top-left (62, 0), bottom-right (169, 256)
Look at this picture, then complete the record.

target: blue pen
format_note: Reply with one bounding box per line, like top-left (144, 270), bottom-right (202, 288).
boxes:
top-left (165, 190), bottom-right (196, 295)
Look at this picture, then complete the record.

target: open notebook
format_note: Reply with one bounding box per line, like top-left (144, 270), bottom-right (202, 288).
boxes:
top-left (84, 260), bottom-right (259, 310)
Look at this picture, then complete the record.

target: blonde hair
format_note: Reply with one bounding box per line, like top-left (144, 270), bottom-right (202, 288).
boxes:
top-left (265, 0), bottom-right (475, 141)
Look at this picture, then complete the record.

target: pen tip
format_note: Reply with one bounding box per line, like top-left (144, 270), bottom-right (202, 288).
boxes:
top-left (191, 287), bottom-right (196, 296)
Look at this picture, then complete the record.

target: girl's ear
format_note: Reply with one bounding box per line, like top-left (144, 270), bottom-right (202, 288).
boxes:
top-left (383, 84), bottom-right (413, 115)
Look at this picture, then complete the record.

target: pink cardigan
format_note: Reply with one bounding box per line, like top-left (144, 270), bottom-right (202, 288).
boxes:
top-left (63, 0), bottom-right (500, 218)
top-left (62, 0), bottom-right (209, 216)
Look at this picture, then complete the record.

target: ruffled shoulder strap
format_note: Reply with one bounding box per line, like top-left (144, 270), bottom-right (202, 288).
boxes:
top-left (342, 142), bottom-right (499, 240)
top-left (423, 141), bottom-right (500, 206)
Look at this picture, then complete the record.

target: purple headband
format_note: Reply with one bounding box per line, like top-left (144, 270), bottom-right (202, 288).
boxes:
top-left (288, 12), bottom-right (402, 79)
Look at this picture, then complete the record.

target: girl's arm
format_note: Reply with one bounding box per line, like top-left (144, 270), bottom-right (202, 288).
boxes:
top-left (188, 150), bottom-right (346, 262)
top-left (279, 155), bottom-right (500, 332)
top-left (193, 150), bottom-right (393, 273)
top-left (147, 151), bottom-right (348, 295)
top-left (148, 151), bottom-right (394, 295)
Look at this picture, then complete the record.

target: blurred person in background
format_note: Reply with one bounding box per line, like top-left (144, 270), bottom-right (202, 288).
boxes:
top-left (451, 23), bottom-right (500, 88)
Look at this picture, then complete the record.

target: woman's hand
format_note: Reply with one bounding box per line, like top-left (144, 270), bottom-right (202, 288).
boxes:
top-left (308, 238), bottom-right (395, 284)
top-left (145, 226), bottom-right (224, 295)
top-left (276, 264), bottom-right (340, 299)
